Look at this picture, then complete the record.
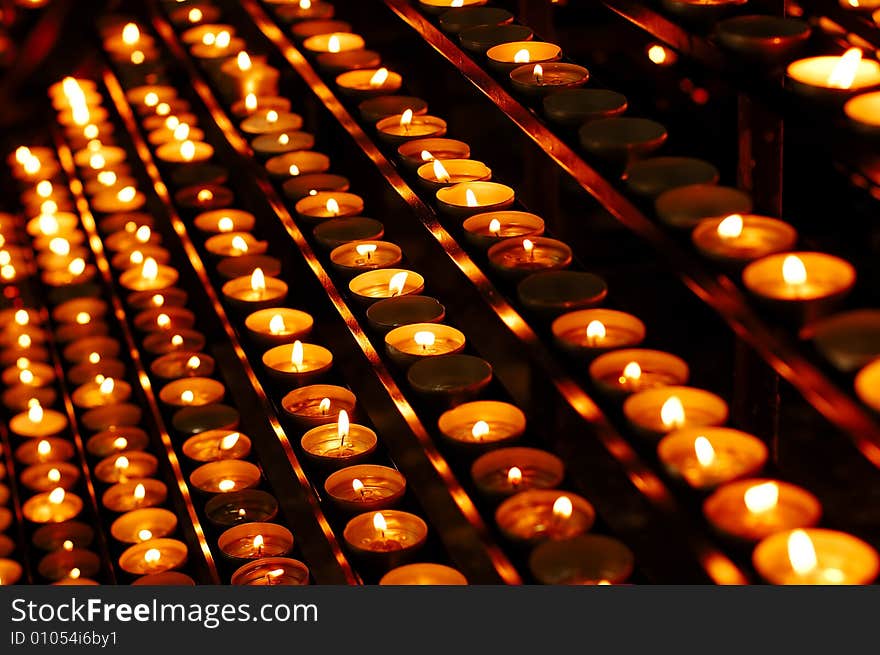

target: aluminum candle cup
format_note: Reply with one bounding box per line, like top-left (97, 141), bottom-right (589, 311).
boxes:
top-left (496, 490), bottom-right (595, 544)
top-left (127, 287), bottom-right (188, 311)
top-left (397, 138), bottom-right (469, 170)
top-left (273, 0), bottom-right (335, 22)
top-left (786, 49), bottom-right (880, 100)
top-left (510, 63), bottom-right (589, 97)
top-left (301, 32), bottom-right (365, 54)
top-left (20, 462), bottom-right (80, 492)
top-left (118, 259), bottom-right (179, 292)
top-left (471, 447), bottom-right (564, 498)
top-left (22, 488), bottom-right (83, 523)
top-left (81, 404), bottom-right (143, 433)
top-left (204, 232), bottom-right (268, 258)
top-left (265, 150), bottom-right (328, 178)
top-left (589, 348), bottom-right (690, 397)
top-left (15, 437), bottom-right (74, 465)
top-left (855, 359), bottom-right (880, 412)
top-left (552, 309), bottom-right (646, 356)
top-left (384, 323), bottom-right (466, 366)
top-left (217, 255), bottom-right (282, 281)
top-left (301, 415), bottom-right (377, 468)
top-left (623, 386), bottom-right (728, 440)
top-left (335, 68), bottom-right (403, 98)
top-left (193, 209), bottom-right (256, 234)
top-left (10, 405), bottom-right (68, 438)
top-left (221, 270), bottom-right (288, 312)
top-left (416, 158), bottom-right (491, 191)
top-left (150, 352), bottom-right (216, 381)
top-left (692, 214), bottom-right (798, 267)
top-left (418, 0), bottom-right (488, 14)
top-left (283, 174), bottom-right (351, 202)
top-left (158, 377), bottom-right (225, 408)
top-left (86, 427), bottom-right (150, 458)
top-left (290, 20), bottom-right (352, 41)
top-left (133, 306), bottom-right (195, 333)
top-left (486, 41), bottom-right (562, 74)
top-left (753, 529), bottom-right (879, 585)
top-left (31, 522), bottom-right (94, 552)
top-left (715, 16), bottom-right (811, 63)
top-left (245, 308), bottom-right (314, 347)
top-left (262, 341), bottom-right (333, 385)
top-left (437, 400), bottom-right (526, 451)
top-left (142, 329), bottom-right (206, 356)
top-left (330, 241), bottom-right (402, 275)
top-left (380, 563), bottom-right (467, 585)
top-left (529, 535), bottom-right (635, 585)
top-left (189, 460), bottom-right (261, 494)
top-left (624, 157), bottom-right (720, 198)
top-left (435, 181), bottom-right (515, 217)
top-left (845, 91), bottom-right (880, 134)
top-left (359, 96), bottom-right (428, 124)
top-left (38, 549), bottom-right (100, 582)
top-left (218, 522), bottom-right (294, 560)
top-left (101, 479), bottom-right (167, 512)
top-left (366, 296), bottom-right (446, 333)
top-left (349, 269), bottom-right (425, 304)
top-left (110, 508), bottom-right (177, 544)
top-left (294, 192), bottom-right (364, 221)
top-left (655, 184), bottom-right (754, 230)
top-left (488, 236), bottom-right (572, 278)
top-left (543, 89), bottom-right (628, 126)
top-left (407, 354), bottom-right (493, 402)
top-left (462, 211), bottom-right (545, 249)
top-left (205, 490), bottom-right (278, 528)
top-left (230, 95), bottom-right (291, 118)
top-left (438, 6), bottom-right (513, 33)
top-left (230, 557), bottom-right (309, 586)
top-left (182, 430), bottom-right (252, 462)
top-left (657, 428), bottom-right (768, 491)
top-left (239, 107), bottom-right (302, 133)
top-left (343, 510), bottom-right (428, 567)
top-left (94, 452), bottom-right (158, 484)
top-left (324, 464), bottom-right (406, 513)
top-left (155, 139), bottom-right (214, 164)
top-left (578, 117), bottom-right (667, 165)
top-left (376, 113), bottom-right (447, 145)
top-left (703, 479), bottom-right (821, 542)
top-left (282, 384), bottom-right (357, 428)
top-left (118, 538), bottom-right (187, 575)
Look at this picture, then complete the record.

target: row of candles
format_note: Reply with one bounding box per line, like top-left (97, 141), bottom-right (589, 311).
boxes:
top-left (396, 0), bottom-right (880, 414)
top-left (6, 141), bottom-right (205, 585)
top-left (197, 0), bottom-right (880, 583)
top-left (49, 77), bottom-right (333, 586)
top-left (116, 4), bottom-right (643, 584)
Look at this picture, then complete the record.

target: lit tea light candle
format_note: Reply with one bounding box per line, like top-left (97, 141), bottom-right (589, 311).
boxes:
top-left (302, 32), bottom-right (365, 54)
top-left (221, 268), bottom-right (289, 311)
top-left (22, 487), bottom-right (82, 523)
top-left (704, 479), bottom-right (822, 542)
top-left (692, 213), bottom-right (798, 266)
top-left (282, 384), bottom-right (357, 428)
top-left (155, 139), bottom-right (214, 163)
top-left (81, 403), bottom-right (143, 433)
top-left (73, 144), bottom-right (126, 170)
top-left (149, 351), bottom-right (215, 381)
top-left (1, 359), bottom-right (54, 387)
top-left (845, 90), bottom-right (880, 133)
top-left (133, 306), bottom-right (195, 333)
top-left (510, 62), bottom-right (589, 96)
top-left (118, 257), bottom-right (180, 292)
top-left (486, 41), bottom-right (562, 74)
top-left (218, 522), bottom-right (294, 560)
top-left (262, 340), bottom-right (333, 384)
top-left (343, 510), bottom-right (428, 565)
top-left (15, 437), bottom-right (74, 465)
top-left (230, 94), bottom-right (291, 118)
top-left (26, 211), bottom-right (79, 237)
top-left (487, 236), bottom-right (572, 278)
top-left (471, 447), bottom-right (564, 498)
top-left (118, 538), bottom-right (187, 575)
top-left (349, 269), bottom-right (425, 303)
top-left (462, 211), bottom-right (544, 249)
top-left (104, 22), bottom-right (155, 59)
top-left (20, 462), bottom-right (80, 492)
top-left (252, 130), bottom-right (316, 157)
top-left (623, 386), bottom-right (728, 439)
top-left (657, 428), bottom-right (768, 491)
top-left (329, 240), bottom-right (403, 275)
top-left (158, 377), bottom-right (225, 408)
top-left (94, 451), bottom-right (158, 484)
top-left (175, 184), bottom-right (235, 212)
top-left (205, 232), bottom-right (268, 258)
top-left (787, 47), bottom-right (880, 97)
top-left (62, 336), bottom-right (120, 364)
top-left (496, 490), bottom-right (595, 544)
top-left (552, 309), bottom-right (646, 356)
top-left (274, 0), bottom-right (335, 21)
top-left (418, 0), bottom-right (488, 14)
top-left (193, 208), bottom-right (256, 234)
top-left (416, 158), bottom-right (491, 192)
top-left (142, 329), bottom-right (206, 356)
top-left (753, 528), bottom-right (879, 585)
top-left (10, 402), bottom-right (68, 438)
top-left (588, 348), bottom-right (689, 397)
top-left (324, 464), bottom-right (407, 513)
top-left (205, 489), bottom-right (278, 527)
top-left (397, 137), bottom-right (469, 169)
top-left (127, 288), bottom-right (188, 311)
top-left (529, 534), bottom-right (635, 585)
top-left (40, 256), bottom-right (97, 288)
top-left (335, 67), bottom-right (403, 98)
top-left (189, 30), bottom-right (245, 61)
top-left (102, 479), bottom-right (167, 513)
top-left (376, 110), bottom-right (448, 144)
top-left (190, 460), bottom-right (261, 494)
top-left (742, 252), bottom-right (855, 318)
top-left (70, 377), bottom-right (132, 409)
top-left (110, 508), bottom-right (177, 544)
top-left (0, 559), bottom-right (23, 585)
top-left (182, 430), bottom-right (252, 462)
top-left (435, 181), bottom-right (515, 217)
top-left (147, 119), bottom-right (205, 146)
top-left (380, 563), bottom-right (467, 585)
top-left (384, 323), bottom-right (466, 365)
top-left (38, 547), bottom-right (100, 582)
top-left (437, 400), bottom-right (526, 450)
top-left (240, 109), bottom-right (304, 135)
top-left (86, 426), bottom-right (149, 458)
top-left (91, 186), bottom-right (147, 214)
top-left (181, 23), bottom-right (236, 46)
top-left (294, 191), bottom-right (364, 220)
top-left (230, 557), bottom-right (309, 586)
top-left (301, 410), bottom-right (378, 467)
top-left (244, 307), bottom-right (314, 347)
top-left (265, 150), bottom-right (328, 178)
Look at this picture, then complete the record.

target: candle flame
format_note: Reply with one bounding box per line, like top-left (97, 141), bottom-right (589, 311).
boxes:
top-left (552, 495), bottom-right (573, 520)
top-left (181, 390), bottom-right (195, 404)
top-left (49, 238), bottom-right (70, 257)
top-left (514, 48), bottom-right (531, 64)
top-left (300, 0), bottom-right (312, 7)
top-left (782, 255), bottom-right (807, 286)
top-left (278, 133), bottom-right (290, 145)
top-left (586, 319), bottom-right (606, 345)
top-left (131, 51), bottom-right (145, 65)
top-left (14, 309), bottom-right (29, 326)
top-left (319, 397), bottom-right (331, 414)
top-left (122, 23), bottom-right (140, 46)
top-left (39, 213), bottom-right (59, 235)
top-left (337, 409), bottom-right (349, 441)
top-left (75, 311), bottom-right (90, 325)
top-left (620, 361), bottom-right (641, 385)
top-left (186, 356), bottom-right (201, 371)
top-left (289, 163), bottom-right (300, 176)
top-left (24, 157), bottom-right (40, 174)
top-left (28, 402), bottom-right (43, 423)
top-left (41, 200), bottom-right (58, 215)
top-left (115, 455), bottom-right (129, 472)
top-left (69, 568), bottom-right (81, 580)
top-left (717, 214), bottom-right (744, 239)
top-left (180, 140), bottom-right (196, 161)
top-left (389, 271), bottom-right (408, 296)
top-left (220, 433), bottom-right (240, 451)
top-left (827, 47), bottom-right (863, 89)
top-left (489, 218), bottom-right (501, 235)
top-left (202, 32), bottom-right (215, 46)
top-left (88, 352), bottom-right (100, 364)
top-left (142, 257), bottom-right (159, 282)
top-left (215, 31), bottom-right (230, 48)
top-left (156, 103), bottom-right (170, 116)
top-left (533, 64), bottom-right (544, 84)
top-left (36, 180), bottom-right (52, 197)
top-left (15, 146), bottom-right (31, 164)
top-left (266, 110), bottom-right (278, 124)
top-left (326, 197), bottom-right (340, 215)
top-left (2, 265), bottom-right (16, 281)
top-left (694, 436), bottom-right (715, 467)
top-left (218, 216), bottom-right (234, 232)
top-left (68, 258), bottom-right (86, 276)
top-left (452, 0), bottom-right (464, 6)
top-left (250, 267), bottom-right (266, 293)
top-left (291, 340), bottom-right (304, 369)
top-left (49, 487), bottom-right (65, 505)
top-left (188, 8), bottom-right (202, 22)
top-left (144, 92), bottom-right (159, 107)
top-left (19, 369), bottom-right (34, 385)
top-left (218, 479), bottom-right (236, 492)
top-left (138, 529), bottom-right (153, 542)
top-left (370, 68), bottom-right (390, 88)
top-left (135, 226), bottom-right (151, 244)
top-left (17, 357), bottom-right (29, 369)
top-left (253, 534), bottom-right (264, 550)
top-left (420, 150), bottom-right (434, 162)
top-left (269, 314), bottom-right (286, 335)
top-left (465, 188), bottom-right (478, 207)
top-left (245, 93), bottom-right (257, 111)
top-left (134, 483), bottom-right (146, 501)
top-left (356, 243), bottom-right (377, 257)
top-left (400, 108), bottom-right (413, 128)
top-left (197, 188), bottom-right (213, 202)
top-left (113, 437), bottom-right (128, 450)
top-left (231, 235), bottom-right (249, 254)
top-left (152, 294), bottom-right (165, 307)
top-left (173, 123), bottom-right (190, 141)
top-left (171, 334), bottom-right (183, 347)
top-left (471, 420), bottom-right (490, 440)
top-left (372, 512), bottom-right (387, 532)
top-left (413, 330), bottom-right (436, 348)
top-left (144, 548), bottom-right (161, 564)
top-left (37, 440), bottom-right (51, 457)
top-left (97, 170), bottom-right (117, 186)
top-left (432, 159), bottom-right (451, 183)
top-left (744, 481), bottom-right (779, 513)
top-left (84, 123), bottom-right (99, 139)
top-left (788, 529), bottom-right (818, 575)
top-left (328, 35), bottom-right (341, 53)
top-left (507, 466), bottom-right (522, 486)
top-left (156, 313), bottom-right (170, 329)
top-left (660, 396), bottom-right (686, 429)
top-left (237, 51), bottom-right (252, 71)
top-left (352, 478), bottom-right (364, 494)
top-left (63, 540), bottom-right (73, 551)
top-left (47, 468), bottom-right (61, 483)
